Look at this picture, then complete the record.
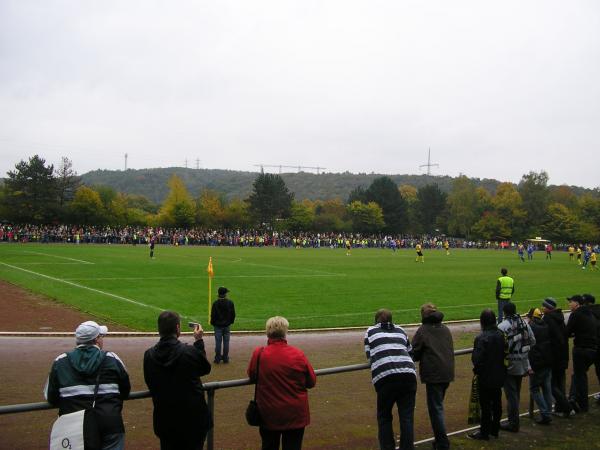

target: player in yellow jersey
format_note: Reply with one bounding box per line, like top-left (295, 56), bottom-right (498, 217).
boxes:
top-left (568, 245), bottom-right (575, 262)
top-left (415, 243), bottom-right (424, 263)
top-left (444, 240), bottom-right (450, 256)
top-left (577, 246), bottom-right (583, 265)
top-left (591, 251), bottom-right (597, 270)
top-left (346, 239), bottom-right (351, 256)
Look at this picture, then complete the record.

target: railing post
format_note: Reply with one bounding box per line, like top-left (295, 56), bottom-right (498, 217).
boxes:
top-left (207, 389), bottom-right (215, 450)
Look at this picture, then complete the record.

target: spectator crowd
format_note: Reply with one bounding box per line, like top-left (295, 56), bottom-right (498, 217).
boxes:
top-left (42, 286), bottom-right (600, 450)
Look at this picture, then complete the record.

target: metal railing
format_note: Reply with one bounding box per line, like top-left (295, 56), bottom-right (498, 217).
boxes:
top-left (0, 348), bottom-right (477, 450)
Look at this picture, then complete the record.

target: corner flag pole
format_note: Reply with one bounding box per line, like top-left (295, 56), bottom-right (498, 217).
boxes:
top-left (207, 257), bottom-right (214, 323)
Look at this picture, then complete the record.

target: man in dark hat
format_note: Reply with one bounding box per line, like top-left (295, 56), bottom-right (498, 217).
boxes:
top-left (541, 297), bottom-right (572, 416)
top-left (566, 294), bottom-right (597, 412)
top-left (210, 286), bottom-right (236, 364)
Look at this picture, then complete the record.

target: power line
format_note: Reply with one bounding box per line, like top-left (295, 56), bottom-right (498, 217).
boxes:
top-left (253, 164), bottom-right (328, 174)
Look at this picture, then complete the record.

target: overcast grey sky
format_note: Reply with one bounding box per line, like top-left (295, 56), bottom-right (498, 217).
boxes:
top-left (1, 1), bottom-right (599, 188)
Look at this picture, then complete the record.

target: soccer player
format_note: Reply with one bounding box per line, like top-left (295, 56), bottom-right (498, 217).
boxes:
top-left (149, 235), bottom-right (156, 259)
top-left (568, 245), bottom-right (575, 262)
top-left (527, 244), bottom-right (534, 260)
top-left (517, 244), bottom-right (525, 262)
top-left (415, 243), bottom-right (424, 263)
top-left (577, 246), bottom-right (583, 265)
top-left (590, 251), bottom-right (597, 271)
top-left (582, 246), bottom-right (591, 269)
top-left (444, 240), bottom-right (450, 256)
top-left (346, 239), bottom-right (352, 256)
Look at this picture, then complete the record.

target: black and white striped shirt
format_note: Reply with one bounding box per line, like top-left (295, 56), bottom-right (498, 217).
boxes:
top-left (364, 322), bottom-right (416, 386)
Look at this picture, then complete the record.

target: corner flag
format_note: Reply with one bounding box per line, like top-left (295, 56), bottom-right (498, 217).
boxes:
top-left (207, 257), bottom-right (214, 322)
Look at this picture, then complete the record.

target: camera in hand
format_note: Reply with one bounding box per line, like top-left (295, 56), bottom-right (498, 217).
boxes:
top-left (188, 322), bottom-right (200, 329)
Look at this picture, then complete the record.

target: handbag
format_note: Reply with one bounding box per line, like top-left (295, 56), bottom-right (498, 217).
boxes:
top-left (245, 347), bottom-right (264, 427)
top-left (50, 353), bottom-right (106, 450)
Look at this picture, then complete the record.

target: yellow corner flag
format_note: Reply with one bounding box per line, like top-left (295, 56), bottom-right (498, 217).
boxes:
top-left (207, 257), bottom-right (214, 322)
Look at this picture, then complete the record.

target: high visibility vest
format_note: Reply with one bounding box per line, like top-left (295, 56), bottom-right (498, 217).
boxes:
top-left (498, 276), bottom-right (514, 300)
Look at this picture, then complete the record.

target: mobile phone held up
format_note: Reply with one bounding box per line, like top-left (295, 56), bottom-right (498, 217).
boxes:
top-left (188, 322), bottom-right (200, 329)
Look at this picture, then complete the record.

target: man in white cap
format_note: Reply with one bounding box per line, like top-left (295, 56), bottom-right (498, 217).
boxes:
top-left (45, 321), bottom-right (131, 449)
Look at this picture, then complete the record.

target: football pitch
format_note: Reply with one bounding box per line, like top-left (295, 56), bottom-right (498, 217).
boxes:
top-left (0, 243), bottom-right (596, 331)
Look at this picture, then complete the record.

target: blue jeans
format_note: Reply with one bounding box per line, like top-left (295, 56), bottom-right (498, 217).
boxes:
top-left (426, 383), bottom-right (449, 449)
top-left (213, 326), bottom-right (231, 362)
top-left (376, 379), bottom-right (416, 450)
top-left (503, 375), bottom-right (523, 428)
top-left (529, 367), bottom-right (553, 419)
top-left (497, 299), bottom-right (510, 323)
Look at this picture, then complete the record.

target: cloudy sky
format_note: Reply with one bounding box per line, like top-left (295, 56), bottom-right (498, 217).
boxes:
top-left (1, 1), bottom-right (599, 187)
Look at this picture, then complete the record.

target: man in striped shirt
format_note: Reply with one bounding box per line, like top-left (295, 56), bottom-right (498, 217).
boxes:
top-left (365, 309), bottom-right (417, 450)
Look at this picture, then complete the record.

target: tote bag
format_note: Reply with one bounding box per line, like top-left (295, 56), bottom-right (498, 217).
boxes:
top-left (49, 409), bottom-right (85, 450)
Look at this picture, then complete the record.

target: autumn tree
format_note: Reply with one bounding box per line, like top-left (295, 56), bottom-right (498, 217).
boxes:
top-left (447, 176), bottom-right (478, 238)
top-left (158, 175), bottom-right (195, 227)
top-left (518, 171), bottom-right (550, 234)
top-left (69, 186), bottom-right (105, 224)
top-left (346, 201), bottom-right (385, 233)
top-left (196, 189), bottom-right (225, 228)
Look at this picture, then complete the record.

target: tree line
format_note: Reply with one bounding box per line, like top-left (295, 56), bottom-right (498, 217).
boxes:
top-left (1, 155), bottom-right (599, 242)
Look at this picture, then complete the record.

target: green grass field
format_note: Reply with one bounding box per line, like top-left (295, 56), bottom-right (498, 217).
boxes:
top-left (0, 243), bottom-right (597, 331)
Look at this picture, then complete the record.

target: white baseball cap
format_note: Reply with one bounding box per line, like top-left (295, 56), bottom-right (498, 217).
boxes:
top-left (75, 321), bottom-right (108, 344)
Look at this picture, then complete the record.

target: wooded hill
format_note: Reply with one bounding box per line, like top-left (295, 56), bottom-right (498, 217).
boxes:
top-left (80, 167), bottom-right (596, 204)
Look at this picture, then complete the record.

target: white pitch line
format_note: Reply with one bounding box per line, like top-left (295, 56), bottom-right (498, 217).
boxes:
top-left (273, 298), bottom-right (553, 321)
top-left (13, 262), bottom-right (85, 266)
top-left (24, 250), bottom-right (94, 265)
top-left (62, 273), bottom-right (346, 281)
top-left (0, 261), bottom-right (165, 313)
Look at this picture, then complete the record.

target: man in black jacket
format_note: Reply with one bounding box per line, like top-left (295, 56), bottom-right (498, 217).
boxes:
top-left (412, 303), bottom-right (455, 450)
top-left (526, 308), bottom-right (553, 424)
top-left (468, 309), bottom-right (507, 441)
top-left (566, 295), bottom-right (598, 413)
top-left (210, 286), bottom-right (236, 364)
top-left (45, 320), bottom-right (131, 450)
top-left (144, 311), bottom-right (212, 450)
top-left (582, 293), bottom-right (600, 403)
top-left (541, 297), bottom-right (571, 416)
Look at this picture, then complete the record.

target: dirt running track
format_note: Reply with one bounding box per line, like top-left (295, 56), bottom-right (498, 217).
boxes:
top-left (1, 280), bottom-right (593, 450)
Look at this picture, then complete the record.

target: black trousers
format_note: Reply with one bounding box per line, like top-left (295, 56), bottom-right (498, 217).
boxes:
top-left (551, 367), bottom-right (570, 413)
top-left (160, 431), bottom-right (206, 450)
top-left (478, 386), bottom-right (502, 437)
top-left (259, 427), bottom-right (305, 450)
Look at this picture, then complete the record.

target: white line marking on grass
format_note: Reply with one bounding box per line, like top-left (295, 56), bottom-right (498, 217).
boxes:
top-left (237, 260), bottom-right (344, 277)
top-left (275, 298), bottom-right (546, 321)
top-left (24, 251), bottom-right (94, 265)
top-left (14, 262), bottom-right (85, 265)
top-left (0, 261), bottom-right (165, 313)
top-left (62, 273), bottom-right (346, 281)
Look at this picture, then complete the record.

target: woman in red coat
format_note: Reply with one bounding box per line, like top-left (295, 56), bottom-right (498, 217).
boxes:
top-left (247, 316), bottom-right (317, 450)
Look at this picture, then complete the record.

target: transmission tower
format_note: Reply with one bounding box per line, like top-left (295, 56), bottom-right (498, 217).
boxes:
top-left (124, 153), bottom-right (128, 171)
top-left (419, 148), bottom-right (439, 175)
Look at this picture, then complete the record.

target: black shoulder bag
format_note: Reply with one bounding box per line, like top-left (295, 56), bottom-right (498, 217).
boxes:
top-left (245, 347), bottom-right (264, 427)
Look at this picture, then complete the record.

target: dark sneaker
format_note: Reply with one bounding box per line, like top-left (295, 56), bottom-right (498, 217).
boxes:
top-left (499, 423), bottom-right (519, 432)
top-left (536, 416), bottom-right (552, 425)
top-left (467, 431), bottom-right (489, 441)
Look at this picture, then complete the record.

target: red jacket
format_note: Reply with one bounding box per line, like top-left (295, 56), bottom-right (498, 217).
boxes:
top-left (247, 338), bottom-right (316, 430)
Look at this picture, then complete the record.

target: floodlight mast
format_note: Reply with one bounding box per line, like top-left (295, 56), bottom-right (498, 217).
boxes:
top-left (419, 148), bottom-right (439, 176)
